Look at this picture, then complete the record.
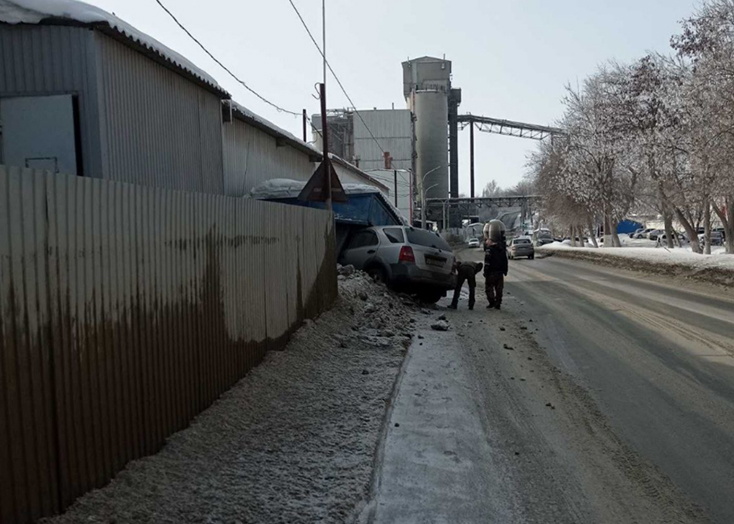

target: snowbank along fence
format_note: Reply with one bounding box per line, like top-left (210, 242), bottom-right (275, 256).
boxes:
top-left (0, 165), bottom-right (338, 523)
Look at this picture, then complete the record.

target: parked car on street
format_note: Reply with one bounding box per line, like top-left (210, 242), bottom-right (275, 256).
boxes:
top-left (647, 229), bottom-right (664, 241)
top-left (509, 237), bottom-right (535, 259)
top-left (698, 231), bottom-right (724, 246)
top-left (632, 227), bottom-right (655, 239)
top-left (532, 229), bottom-right (554, 247)
top-left (467, 237), bottom-right (480, 248)
top-left (339, 226), bottom-right (456, 303)
top-left (656, 231), bottom-right (689, 246)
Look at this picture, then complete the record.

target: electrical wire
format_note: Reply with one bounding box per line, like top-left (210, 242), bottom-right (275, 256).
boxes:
top-left (154, 0), bottom-right (301, 116)
top-left (286, 0), bottom-right (386, 154)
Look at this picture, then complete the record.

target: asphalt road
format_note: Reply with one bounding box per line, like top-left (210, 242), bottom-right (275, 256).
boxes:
top-left (369, 251), bottom-right (734, 524)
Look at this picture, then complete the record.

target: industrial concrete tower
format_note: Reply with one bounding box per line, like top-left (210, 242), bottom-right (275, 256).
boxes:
top-left (402, 56), bottom-right (461, 209)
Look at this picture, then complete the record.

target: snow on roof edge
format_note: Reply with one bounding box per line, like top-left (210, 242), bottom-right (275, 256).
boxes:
top-left (0, 0), bottom-right (227, 95)
top-left (329, 154), bottom-right (390, 192)
top-left (230, 101), bottom-right (323, 158)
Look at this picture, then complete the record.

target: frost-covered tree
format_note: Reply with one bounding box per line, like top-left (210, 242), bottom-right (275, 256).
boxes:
top-left (672, 0), bottom-right (734, 253)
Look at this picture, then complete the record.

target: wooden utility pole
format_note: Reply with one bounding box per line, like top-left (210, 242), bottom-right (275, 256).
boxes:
top-left (319, 83), bottom-right (332, 211)
top-left (302, 109), bottom-right (307, 142)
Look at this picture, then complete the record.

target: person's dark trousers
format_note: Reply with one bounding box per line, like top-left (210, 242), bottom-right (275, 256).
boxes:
top-left (485, 272), bottom-right (504, 306)
top-left (450, 270), bottom-right (476, 309)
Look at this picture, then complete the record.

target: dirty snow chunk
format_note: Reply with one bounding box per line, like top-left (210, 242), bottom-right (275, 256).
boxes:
top-left (431, 320), bottom-right (450, 331)
top-left (338, 264), bottom-right (355, 277)
top-left (46, 274), bottom-right (416, 524)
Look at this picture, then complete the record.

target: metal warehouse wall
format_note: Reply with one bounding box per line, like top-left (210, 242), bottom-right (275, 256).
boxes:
top-left (0, 165), bottom-right (337, 523)
top-left (0, 25), bottom-right (103, 176)
top-left (222, 118), bottom-right (315, 197)
top-left (95, 33), bottom-right (225, 194)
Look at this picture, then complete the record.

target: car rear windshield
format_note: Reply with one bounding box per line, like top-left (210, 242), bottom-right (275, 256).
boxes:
top-left (406, 228), bottom-right (452, 251)
top-left (383, 227), bottom-right (405, 244)
top-left (514, 239), bottom-right (531, 244)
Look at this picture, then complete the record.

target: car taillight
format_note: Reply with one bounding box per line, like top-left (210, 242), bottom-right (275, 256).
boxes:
top-left (399, 246), bottom-right (415, 263)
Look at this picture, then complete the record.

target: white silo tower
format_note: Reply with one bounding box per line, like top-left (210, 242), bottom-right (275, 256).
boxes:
top-left (402, 56), bottom-right (452, 203)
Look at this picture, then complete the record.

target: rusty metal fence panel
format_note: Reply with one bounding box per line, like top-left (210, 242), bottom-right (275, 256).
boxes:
top-left (0, 165), bottom-right (337, 523)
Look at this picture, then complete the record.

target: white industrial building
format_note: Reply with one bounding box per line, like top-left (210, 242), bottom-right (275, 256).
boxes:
top-left (313, 108), bottom-right (414, 219)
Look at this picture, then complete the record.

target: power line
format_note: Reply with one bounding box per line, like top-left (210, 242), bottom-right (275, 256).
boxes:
top-left (154, 0), bottom-right (301, 116)
top-left (286, 0), bottom-right (386, 154)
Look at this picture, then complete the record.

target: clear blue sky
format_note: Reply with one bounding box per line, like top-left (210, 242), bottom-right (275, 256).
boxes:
top-left (88, 0), bottom-right (699, 193)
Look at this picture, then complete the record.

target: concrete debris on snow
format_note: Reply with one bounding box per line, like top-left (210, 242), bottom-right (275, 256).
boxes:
top-left (430, 320), bottom-right (450, 331)
top-left (45, 274), bottom-right (415, 524)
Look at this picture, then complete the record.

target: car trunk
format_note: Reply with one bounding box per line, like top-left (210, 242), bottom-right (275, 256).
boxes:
top-left (405, 229), bottom-right (453, 276)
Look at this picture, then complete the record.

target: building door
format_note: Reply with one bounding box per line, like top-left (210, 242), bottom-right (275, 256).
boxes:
top-left (0, 94), bottom-right (80, 175)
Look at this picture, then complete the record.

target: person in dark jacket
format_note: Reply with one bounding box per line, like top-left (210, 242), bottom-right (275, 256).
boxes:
top-left (448, 261), bottom-right (483, 310)
top-left (484, 237), bottom-right (508, 309)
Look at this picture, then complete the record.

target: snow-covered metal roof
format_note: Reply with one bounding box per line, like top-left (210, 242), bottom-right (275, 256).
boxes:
top-left (0, 0), bottom-right (228, 96)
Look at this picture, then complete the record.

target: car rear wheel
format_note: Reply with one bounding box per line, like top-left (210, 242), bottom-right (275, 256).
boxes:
top-left (417, 289), bottom-right (444, 304)
top-left (529, 254), bottom-right (534, 260)
top-left (367, 266), bottom-right (387, 285)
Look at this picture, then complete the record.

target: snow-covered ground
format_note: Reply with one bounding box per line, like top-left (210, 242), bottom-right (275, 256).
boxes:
top-left (539, 242), bottom-right (734, 286)
top-left (45, 273), bottom-right (415, 524)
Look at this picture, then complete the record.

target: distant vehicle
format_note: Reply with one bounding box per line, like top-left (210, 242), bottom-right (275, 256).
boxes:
top-left (647, 229), bottom-right (664, 241)
top-left (698, 231), bottom-right (724, 246)
top-left (632, 227), bottom-right (655, 239)
top-left (467, 237), bottom-right (480, 248)
top-left (509, 237), bottom-right (535, 259)
top-left (658, 231), bottom-right (689, 246)
top-left (339, 226), bottom-right (456, 303)
top-left (532, 229), bottom-right (554, 247)
top-left (714, 227), bottom-right (727, 242)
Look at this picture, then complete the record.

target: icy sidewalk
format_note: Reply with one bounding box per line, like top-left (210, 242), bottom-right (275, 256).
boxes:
top-left (45, 274), bottom-right (415, 524)
top-left (538, 243), bottom-right (734, 287)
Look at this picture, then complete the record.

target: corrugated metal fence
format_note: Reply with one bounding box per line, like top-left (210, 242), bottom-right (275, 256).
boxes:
top-left (0, 165), bottom-right (337, 523)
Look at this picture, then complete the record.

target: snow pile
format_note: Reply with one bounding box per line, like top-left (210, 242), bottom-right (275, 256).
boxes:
top-left (539, 243), bottom-right (734, 286)
top-left (46, 275), bottom-right (416, 524)
top-left (0, 0), bottom-right (225, 93)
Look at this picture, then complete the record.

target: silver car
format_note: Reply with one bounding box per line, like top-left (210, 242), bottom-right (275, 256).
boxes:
top-left (339, 226), bottom-right (456, 303)
top-left (509, 237), bottom-right (535, 259)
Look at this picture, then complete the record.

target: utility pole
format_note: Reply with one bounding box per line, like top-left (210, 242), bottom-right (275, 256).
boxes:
top-left (394, 170), bottom-right (398, 207)
top-left (322, 0), bottom-right (327, 85)
top-left (319, 83), bottom-right (332, 212)
top-left (470, 122), bottom-right (475, 199)
top-left (322, 0), bottom-right (331, 211)
top-left (302, 109), bottom-right (307, 142)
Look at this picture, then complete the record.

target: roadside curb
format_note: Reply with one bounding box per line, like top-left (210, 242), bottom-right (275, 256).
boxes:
top-left (353, 310), bottom-right (417, 524)
top-left (539, 248), bottom-right (734, 289)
